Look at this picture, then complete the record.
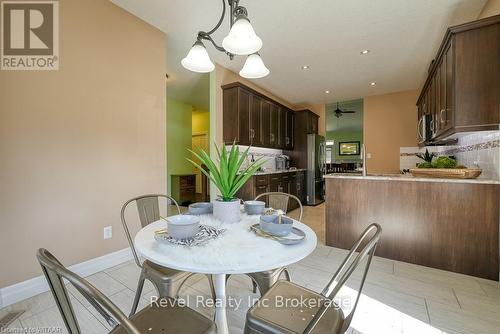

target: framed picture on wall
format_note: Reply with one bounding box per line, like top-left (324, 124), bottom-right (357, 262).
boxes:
top-left (339, 141), bottom-right (360, 155)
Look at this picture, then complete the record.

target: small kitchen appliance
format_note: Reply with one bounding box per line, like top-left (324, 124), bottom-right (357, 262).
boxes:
top-left (275, 155), bottom-right (290, 170)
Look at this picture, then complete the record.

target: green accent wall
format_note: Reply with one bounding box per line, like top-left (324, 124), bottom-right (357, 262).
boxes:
top-left (167, 98), bottom-right (193, 194)
top-left (326, 130), bottom-right (363, 162)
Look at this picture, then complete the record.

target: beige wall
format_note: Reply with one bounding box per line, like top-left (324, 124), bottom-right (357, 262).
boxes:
top-left (479, 0), bottom-right (500, 18)
top-left (364, 90), bottom-right (420, 174)
top-left (0, 0), bottom-right (166, 287)
top-left (214, 64), bottom-right (327, 145)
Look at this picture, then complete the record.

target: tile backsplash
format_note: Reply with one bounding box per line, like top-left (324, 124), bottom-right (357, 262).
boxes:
top-left (400, 131), bottom-right (500, 180)
top-left (234, 145), bottom-right (282, 171)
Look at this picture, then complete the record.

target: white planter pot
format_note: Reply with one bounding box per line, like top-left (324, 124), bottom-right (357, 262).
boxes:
top-left (213, 199), bottom-right (241, 224)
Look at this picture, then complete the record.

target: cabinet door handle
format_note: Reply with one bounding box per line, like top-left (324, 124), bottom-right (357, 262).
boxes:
top-left (417, 117), bottom-right (424, 140)
top-left (285, 137), bottom-right (289, 145)
top-left (270, 133), bottom-right (274, 142)
top-left (440, 109), bottom-right (446, 124)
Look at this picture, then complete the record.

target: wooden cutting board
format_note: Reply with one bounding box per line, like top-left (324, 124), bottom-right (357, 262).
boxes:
top-left (409, 168), bottom-right (482, 179)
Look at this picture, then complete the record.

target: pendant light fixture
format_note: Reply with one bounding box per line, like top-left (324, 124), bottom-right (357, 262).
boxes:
top-left (222, 13), bottom-right (262, 55)
top-left (181, 0), bottom-right (269, 79)
top-left (181, 41), bottom-right (215, 73)
top-left (240, 53), bottom-right (269, 78)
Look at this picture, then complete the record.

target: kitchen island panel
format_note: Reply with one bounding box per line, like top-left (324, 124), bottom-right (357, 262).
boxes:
top-left (325, 178), bottom-right (499, 280)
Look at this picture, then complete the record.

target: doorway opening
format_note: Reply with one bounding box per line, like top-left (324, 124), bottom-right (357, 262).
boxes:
top-left (325, 99), bottom-right (363, 173)
top-left (166, 42), bottom-right (210, 205)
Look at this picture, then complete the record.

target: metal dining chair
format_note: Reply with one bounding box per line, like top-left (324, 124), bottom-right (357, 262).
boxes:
top-left (244, 223), bottom-right (382, 334)
top-left (241, 192), bottom-right (304, 295)
top-left (37, 248), bottom-right (216, 334)
top-left (121, 194), bottom-right (215, 316)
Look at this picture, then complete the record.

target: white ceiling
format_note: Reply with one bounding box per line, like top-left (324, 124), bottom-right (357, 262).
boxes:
top-left (326, 99), bottom-right (364, 133)
top-left (112, 0), bottom-right (486, 109)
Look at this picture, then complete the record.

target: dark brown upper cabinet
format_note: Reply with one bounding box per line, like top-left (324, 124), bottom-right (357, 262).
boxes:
top-left (286, 109), bottom-right (319, 169)
top-left (222, 82), bottom-right (294, 150)
top-left (296, 109), bottom-right (319, 134)
top-left (285, 109), bottom-right (295, 150)
top-left (277, 107), bottom-right (295, 150)
top-left (250, 94), bottom-right (262, 146)
top-left (277, 106), bottom-right (286, 149)
top-left (261, 100), bottom-right (271, 146)
top-left (222, 85), bottom-right (249, 145)
top-left (269, 103), bottom-right (278, 147)
top-left (417, 14), bottom-right (500, 144)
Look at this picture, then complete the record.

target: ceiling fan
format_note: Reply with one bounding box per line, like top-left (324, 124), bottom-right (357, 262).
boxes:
top-left (333, 102), bottom-right (356, 118)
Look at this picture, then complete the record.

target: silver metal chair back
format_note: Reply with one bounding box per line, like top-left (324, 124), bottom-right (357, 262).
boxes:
top-left (254, 192), bottom-right (303, 221)
top-left (37, 248), bottom-right (139, 334)
top-left (304, 223), bottom-right (382, 334)
top-left (120, 194), bottom-right (180, 267)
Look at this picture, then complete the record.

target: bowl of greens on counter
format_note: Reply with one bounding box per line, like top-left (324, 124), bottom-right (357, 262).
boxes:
top-left (410, 150), bottom-right (481, 179)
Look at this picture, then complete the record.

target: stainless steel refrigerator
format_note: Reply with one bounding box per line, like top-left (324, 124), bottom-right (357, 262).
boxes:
top-left (306, 134), bottom-right (326, 205)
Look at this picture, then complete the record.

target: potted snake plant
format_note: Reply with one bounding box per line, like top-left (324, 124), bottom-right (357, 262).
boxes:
top-left (187, 142), bottom-right (265, 224)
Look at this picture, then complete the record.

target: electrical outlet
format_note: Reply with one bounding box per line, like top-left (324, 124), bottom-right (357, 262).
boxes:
top-left (366, 153), bottom-right (372, 159)
top-left (103, 226), bottom-right (112, 240)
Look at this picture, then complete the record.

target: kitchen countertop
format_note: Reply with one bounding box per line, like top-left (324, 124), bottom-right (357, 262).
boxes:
top-left (324, 173), bottom-right (500, 184)
top-left (253, 168), bottom-right (307, 175)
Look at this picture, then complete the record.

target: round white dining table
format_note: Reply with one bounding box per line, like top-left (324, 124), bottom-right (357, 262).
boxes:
top-left (134, 213), bottom-right (317, 334)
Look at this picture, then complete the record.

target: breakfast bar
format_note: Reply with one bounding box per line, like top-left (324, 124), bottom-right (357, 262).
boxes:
top-left (324, 174), bottom-right (500, 280)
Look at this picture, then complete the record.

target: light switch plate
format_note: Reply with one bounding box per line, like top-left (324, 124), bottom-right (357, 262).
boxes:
top-left (103, 226), bottom-right (112, 239)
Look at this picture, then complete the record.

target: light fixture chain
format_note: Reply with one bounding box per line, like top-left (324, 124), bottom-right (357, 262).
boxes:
top-left (196, 0), bottom-right (234, 60)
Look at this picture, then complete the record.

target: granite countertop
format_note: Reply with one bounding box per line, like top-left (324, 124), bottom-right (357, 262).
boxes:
top-left (253, 168), bottom-right (307, 175)
top-left (324, 173), bottom-right (500, 185)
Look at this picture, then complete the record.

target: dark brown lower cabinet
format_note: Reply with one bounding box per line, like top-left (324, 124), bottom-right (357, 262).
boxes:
top-left (236, 171), bottom-right (307, 212)
top-left (255, 184), bottom-right (268, 197)
top-left (268, 182), bottom-right (279, 193)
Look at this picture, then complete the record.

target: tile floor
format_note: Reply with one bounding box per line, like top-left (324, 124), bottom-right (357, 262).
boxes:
top-left (1, 204), bottom-right (499, 334)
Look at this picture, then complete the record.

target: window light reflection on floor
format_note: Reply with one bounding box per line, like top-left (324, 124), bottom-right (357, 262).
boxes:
top-left (334, 285), bottom-right (447, 334)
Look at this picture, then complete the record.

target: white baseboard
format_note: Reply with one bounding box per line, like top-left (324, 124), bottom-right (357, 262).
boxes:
top-left (0, 248), bottom-right (133, 308)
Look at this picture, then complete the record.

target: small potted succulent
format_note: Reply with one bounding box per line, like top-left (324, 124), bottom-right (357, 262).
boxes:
top-left (415, 149), bottom-right (436, 168)
top-left (187, 142), bottom-right (265, 224)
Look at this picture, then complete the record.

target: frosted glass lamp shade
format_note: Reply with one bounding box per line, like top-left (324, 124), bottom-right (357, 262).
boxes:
top-left (181, 41), bottom-right (215, 73)
top-left (222, 15), bottom-right (262, 55)
top-left (239, 53), bottom-right (269, 79)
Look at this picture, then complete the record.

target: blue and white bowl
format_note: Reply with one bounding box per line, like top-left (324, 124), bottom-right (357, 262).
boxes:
top-left (188, 202), bottom-right (213, 215)
top-left (244, 200), bottom-right (266, 215)
top-left (259, 214), bottom-right (293, 237)
top-left (167, 215), bottom-right (200, 240)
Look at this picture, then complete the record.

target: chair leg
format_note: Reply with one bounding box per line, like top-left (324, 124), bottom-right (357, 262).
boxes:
top-left (252, 280), bottom-right (258, 293)
top-left (282, 267), bottom-right (291, 282)
top-left (130, 272), bottom-right (146, 317)
top-left (173, 272), bottom-right (196, 298)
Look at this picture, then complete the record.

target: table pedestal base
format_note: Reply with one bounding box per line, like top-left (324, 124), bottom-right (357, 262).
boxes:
top-left (213, 274), bottom-right (228, 334)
